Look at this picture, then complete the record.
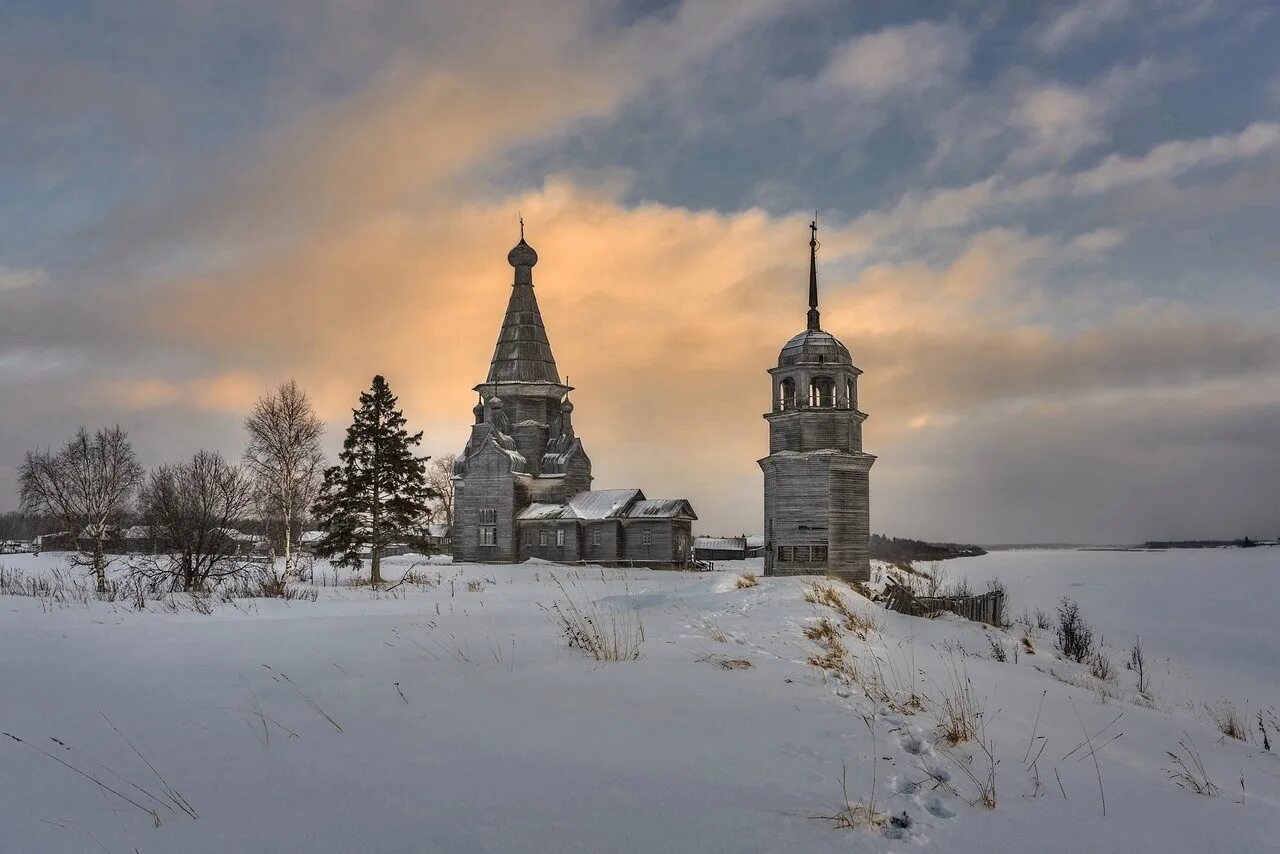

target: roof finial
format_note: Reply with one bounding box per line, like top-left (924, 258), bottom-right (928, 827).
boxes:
top-left (807, 213), bottom-right (821, 331)
top-left (519, 213), bottom-right (525, 240)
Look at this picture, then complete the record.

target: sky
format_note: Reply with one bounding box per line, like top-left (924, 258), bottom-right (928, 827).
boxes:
top-left (2, 0), bottom-right (1279, 544)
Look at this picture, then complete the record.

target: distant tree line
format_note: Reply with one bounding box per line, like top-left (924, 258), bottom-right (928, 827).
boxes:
top-left (1142, 538), bottom-right (1269, 549)
top-left (11, 375), bottom-right (456, 592)
top-left (870, 534), bottom-right (987, 565)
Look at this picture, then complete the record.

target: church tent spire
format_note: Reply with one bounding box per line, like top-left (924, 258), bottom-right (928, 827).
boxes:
top-left (487, 226), bottom-right (562, 384)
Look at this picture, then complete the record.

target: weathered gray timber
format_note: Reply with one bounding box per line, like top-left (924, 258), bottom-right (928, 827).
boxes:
top-left (452, 228), bottom-right (697, 568)
top-left (760, 221), bottom-right (875, 582)
top-left (883, 582), bottom-right (1005, 626)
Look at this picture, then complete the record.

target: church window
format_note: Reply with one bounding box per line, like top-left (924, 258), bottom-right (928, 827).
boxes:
top-left (812, 545), bottom-right (828, 562)
top-left (642, 530), bottom-right (652, 549)
top-left (778, 377), bottom-right (796, 411)
top-left (479, 526), bottom-right (496, 546)
top-left (777, 546), bottom-right (792, 561)
top-left (845, 378), bottom-right (855, 408)
top-left (794, 545), bottom-right (810, 562)
top-left (591, 529), bottom-right (602, 547)
top-left (556, 528), bottom-right (566, 547)
top-left (479, 508), bottom-right (496, 524)
top-left (539, 530), bottom-right (548, 547)
top-left (809, 376), bottom-right (835, 408)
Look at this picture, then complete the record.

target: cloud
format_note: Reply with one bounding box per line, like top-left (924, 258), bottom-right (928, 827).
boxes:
top-left (1072, 121), bottom-right (1280, 194)
top-left (1070, 228), bottom-right (1127, 253)
top-left (1033, 0), bottom-right (1136, 52)
top-left (1013, 84), bottom-right (1108, 164)
top-left (0, 266), bottom-right (45, 292)
top-left (821, 21), bottom-right (970, 97)
top-left (866, 121), bottom-right (1280, 240)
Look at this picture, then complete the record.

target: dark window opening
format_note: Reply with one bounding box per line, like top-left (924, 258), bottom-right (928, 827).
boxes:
top-left (809, 376), bottom-right (836, 408)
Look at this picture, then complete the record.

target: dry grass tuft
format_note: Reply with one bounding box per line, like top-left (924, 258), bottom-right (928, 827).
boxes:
top-left (698, 653), bottom-right (752, 670)
top-left (804, 582), bottom-right (880, 639)
top-left (687, 611), bottom-right (729, 643)
top-left (811, 717), bottom-right (890, 831)
top-left (735, 572), bottom-right (759, 589)
top-left (1201, 700), bottom-right (1248, 742)
top-left (541, 575), bottom-right (643, 662)
top-left (1166, 733), bottom-right (1219, 796)
top-left (929, 655), bottom-right (985, 746)
top-left (804, 617), bottom-right (850, 673)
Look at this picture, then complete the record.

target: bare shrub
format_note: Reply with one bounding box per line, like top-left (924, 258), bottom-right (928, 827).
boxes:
top-left (1054, 597), bottom-right (1095, 663)
top-left (735, 572), bottom-right (759, 589)
top-left (219, 570), bottom-right (319, 601)
top-left (1202, 700), bottom-right (1248, 742)
top-left (541, 575), bottom-right (642, 662)
top-left (1033, 608), bottom-right (1053, 631)
top-left (1020, 636), bottom-right (1036, 655)
top-left (1258, 708), bottom-right (1276, 752)
top-left (1166, 734), bottom-right (1219, 796)
top-left (465, 579), bottom-right (485, 593)
top-left (922, 562), bottom-right (947, 597)
top-left (1088, 650), bottom-right (1115, 682)
top-left (987, 636), bottom-right (1008, 663)
top-left (1126, 636), bottom-right (1151, 694)
top-left (136, 449), bottom-right (256, 592)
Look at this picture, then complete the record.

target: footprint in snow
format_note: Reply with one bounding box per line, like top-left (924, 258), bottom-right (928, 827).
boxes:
top-left (923, 764), bottom-right (952, 784)
top-left (921, 795), bottom-right (956, 819)
top-left (899, 732), bottom-right (931, 756)
top-left (883, 811), bottom-right (926, 843)
top-left (889, 774), bottom-right (919, 796)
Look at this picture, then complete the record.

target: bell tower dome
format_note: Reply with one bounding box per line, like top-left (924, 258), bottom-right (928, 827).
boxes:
top-left (759, 219), bottom-right (876, 581)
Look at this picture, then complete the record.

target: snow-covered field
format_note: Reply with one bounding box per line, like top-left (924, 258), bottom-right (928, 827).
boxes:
top-left (954, 547), bottom-right (1280, 709)
top-left (1, 550), bottom-right (1277, 852)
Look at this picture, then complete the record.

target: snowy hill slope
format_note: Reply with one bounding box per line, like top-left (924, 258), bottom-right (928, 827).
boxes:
top-left (1, 553), bottom-right (1277, 852)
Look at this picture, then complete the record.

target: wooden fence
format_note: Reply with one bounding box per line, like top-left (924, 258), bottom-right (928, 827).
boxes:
top-left (883, 582), bottom-right (1005, 626)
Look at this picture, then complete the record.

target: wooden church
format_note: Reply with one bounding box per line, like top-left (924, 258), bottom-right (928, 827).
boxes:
top-left (451, 230), bottom-right (697, 568)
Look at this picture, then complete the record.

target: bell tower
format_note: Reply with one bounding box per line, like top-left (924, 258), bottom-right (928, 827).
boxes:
top-left (759, 220), bottom-right (875, 581)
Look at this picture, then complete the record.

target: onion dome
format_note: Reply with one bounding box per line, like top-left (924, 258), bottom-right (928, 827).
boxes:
top-left (507, 238), bottom-right (538, 268)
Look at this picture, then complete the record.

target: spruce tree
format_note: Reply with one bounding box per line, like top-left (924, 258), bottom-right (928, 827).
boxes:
top-left (312, 375), bottom-right (434, 584)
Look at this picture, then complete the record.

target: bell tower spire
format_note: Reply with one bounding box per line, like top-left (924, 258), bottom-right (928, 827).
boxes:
top-left (807, 216), bottom-right (821, 331)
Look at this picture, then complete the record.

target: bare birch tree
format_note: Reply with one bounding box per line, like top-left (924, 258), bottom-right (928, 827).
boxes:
top-left (18, 425), bottom-right (144, 592)
top-left (138, 449), bottom-right (255, 592)
top-left (425, 453), bottom-right (457, 528)
top-left (242, 380), bottom-right (324, 580)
